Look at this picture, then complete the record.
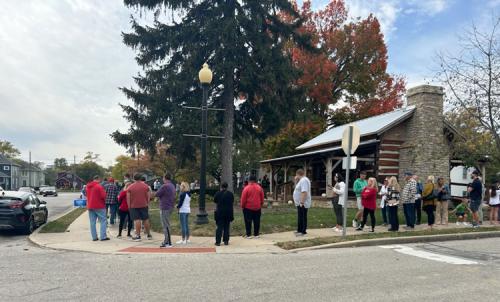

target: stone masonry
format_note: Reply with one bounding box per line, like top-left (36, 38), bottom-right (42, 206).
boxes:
top-left (399, 85), bottom-right (451, 182)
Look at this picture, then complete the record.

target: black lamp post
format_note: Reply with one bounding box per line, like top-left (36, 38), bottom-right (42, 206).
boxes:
top-left (195, 63), bottom-right (212, 225)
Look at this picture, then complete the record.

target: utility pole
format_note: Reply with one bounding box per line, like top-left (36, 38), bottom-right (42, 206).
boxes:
top-left (29, 151), bottom-right (32, 188)
top-left (73, 155), bottom-right (76, 192)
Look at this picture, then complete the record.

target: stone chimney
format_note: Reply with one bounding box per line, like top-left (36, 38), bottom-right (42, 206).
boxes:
top-left (399, 85), bottom-right (450, 182)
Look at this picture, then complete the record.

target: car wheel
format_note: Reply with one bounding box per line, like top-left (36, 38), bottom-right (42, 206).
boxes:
top-left (54, 194), bottom-right (58, 197)
top-left (23, 216), bottom-right (35, 235)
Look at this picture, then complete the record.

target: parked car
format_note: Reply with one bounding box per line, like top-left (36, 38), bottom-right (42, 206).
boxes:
top-left (41, 186), bottom-right (58, 197)
top-left (0, 191), bottom-right (48, 234)
top-left (18, 187), bottom-right (37, 194)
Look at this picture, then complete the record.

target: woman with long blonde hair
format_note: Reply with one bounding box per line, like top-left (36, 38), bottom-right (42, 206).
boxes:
top-left (422, 175), bottom-right (437, 230)
top-left (176, 182), bottom-right (191, 244)
top-left (386, 176), bottom-right (401, 231)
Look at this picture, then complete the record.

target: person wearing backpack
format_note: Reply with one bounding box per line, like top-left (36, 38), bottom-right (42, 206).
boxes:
top-left (214, 182), bottom-right (234, 246)
top-left (422, 175), bottom-right (437, 230)
top-left (436, 177), bottom-right (451, 225)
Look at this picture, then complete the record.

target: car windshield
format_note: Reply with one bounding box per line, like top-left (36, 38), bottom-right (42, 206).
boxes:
top-left (46, 187), bottom-right (55, 190)
top-left (19, 187), bottom-right (32, 192)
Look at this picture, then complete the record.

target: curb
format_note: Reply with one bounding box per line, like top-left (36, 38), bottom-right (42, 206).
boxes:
top-left (289, 231), bottom-right (500, 252)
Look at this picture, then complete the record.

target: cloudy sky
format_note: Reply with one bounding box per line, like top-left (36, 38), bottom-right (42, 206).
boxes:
top-left (0, 0), bottom-right (498, 167)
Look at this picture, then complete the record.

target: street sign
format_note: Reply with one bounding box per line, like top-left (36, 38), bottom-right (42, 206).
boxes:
top-left (341, 124), bottom-right (360, 155)
top-left (342, 156), bottom-right (357, 170)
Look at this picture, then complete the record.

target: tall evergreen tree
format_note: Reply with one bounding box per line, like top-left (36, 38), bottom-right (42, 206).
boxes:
top-left (113, 0), bottom-right (308, 190)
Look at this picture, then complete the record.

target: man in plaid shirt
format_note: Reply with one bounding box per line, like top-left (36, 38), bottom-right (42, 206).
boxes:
top-left (104, 178), bottom-right (119, 225)
top-left (401, 172), bottom-right (417, 229)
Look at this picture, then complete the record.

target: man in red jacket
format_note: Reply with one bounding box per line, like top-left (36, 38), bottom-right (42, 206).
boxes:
top-left (240, 175), bottom-right (264, 238)
top-left (86, 175), bottom-right (109, 241)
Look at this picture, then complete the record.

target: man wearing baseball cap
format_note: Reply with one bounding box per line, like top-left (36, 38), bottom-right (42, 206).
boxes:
top-left (468, 170), bottom-right (483, 228)
top-left (401, 171), bottom-right (417, 229)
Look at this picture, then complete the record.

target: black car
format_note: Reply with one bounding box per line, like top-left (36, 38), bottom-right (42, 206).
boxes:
top-left (41, 186), bottom-right (58, 197)
top-left (0, 191), bottom-right (48, 234)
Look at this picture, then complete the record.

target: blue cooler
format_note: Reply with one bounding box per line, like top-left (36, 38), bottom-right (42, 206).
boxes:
top-left (73, 199), bottom-right (87, 208)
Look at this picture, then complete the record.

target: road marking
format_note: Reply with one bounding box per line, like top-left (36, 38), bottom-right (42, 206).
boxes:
top-left (380, 245), bottom-right (480, 265)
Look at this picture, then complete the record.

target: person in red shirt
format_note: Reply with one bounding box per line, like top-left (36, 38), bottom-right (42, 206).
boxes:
top-left (86, 175), bottom-right (109, 241)
top-left (240, 175), bottom-right (264, 238)
top-left (127, 173), bottom-right (152, 241)
top-left (356, 177), bottom-right (378, 232)
top-left (117, 183), bottom-right (132, 238)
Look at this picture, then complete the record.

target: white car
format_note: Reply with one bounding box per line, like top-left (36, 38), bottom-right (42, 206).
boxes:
top-left (18, 187), bottom-right (37, 194)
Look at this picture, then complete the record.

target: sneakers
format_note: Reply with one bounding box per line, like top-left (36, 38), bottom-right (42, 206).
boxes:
top-left (186, 240), bottom-right (191, 244)
top-left (243, 235), bottom-right (253, 239)
top-left (117, 234), bottom-right (122, 238)
top-left (160, 243), bottom-right (173, 248)
top-left (100, 238), bottom-right (110, 241)
top-left (352, 219), bottom-right (358, 228)
top-left (147, 234), bottom-right (153, 240)
top-left (176, 240), bottom-right (186, 245)
top-left (355, 226), bottom-right (363, 231)
top-left (369, 228), bottom-right (375, 233)
top-left (254, 235), bottom-right (260, 239)
top-left (132, 235), bottom-right (141, 242)
top-left (215, 243), bottom-right (221, 246)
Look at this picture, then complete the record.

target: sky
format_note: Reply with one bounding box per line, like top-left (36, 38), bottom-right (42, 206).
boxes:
top-left (0, 0), bottom-right (498, 167)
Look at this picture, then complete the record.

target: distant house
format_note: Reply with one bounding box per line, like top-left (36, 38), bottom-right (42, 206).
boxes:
top-left (0, 154), bottom-right (20, 190)
top-left (18, 161), bottom-right (45, 188)
top-left (55, 172), bottom-right (84, 190)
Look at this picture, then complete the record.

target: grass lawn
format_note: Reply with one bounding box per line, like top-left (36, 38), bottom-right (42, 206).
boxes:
top-left (148, 196), bottom-right (442, 237)
top-left (39, 208), bottom-right (86, 233)
top-left (276, 226), bottom-right (500, 250)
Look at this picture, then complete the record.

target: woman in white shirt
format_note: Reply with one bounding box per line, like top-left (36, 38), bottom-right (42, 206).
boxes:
top-left (488, 185), bottom-right (500, 224)
top-left (330, 173), bottom-right (345, 232)
top-left (379, 178), bottom-right (389, 226)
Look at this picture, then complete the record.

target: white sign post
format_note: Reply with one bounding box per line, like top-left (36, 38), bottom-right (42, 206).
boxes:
top-left (341, 124), bottom-right (360, 237)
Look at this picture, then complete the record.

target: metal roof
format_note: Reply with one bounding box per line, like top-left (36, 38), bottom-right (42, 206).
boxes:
top-left (296, 106), bottom-right (416, 150)
top-left (261, 139), bottom-right (379, 164)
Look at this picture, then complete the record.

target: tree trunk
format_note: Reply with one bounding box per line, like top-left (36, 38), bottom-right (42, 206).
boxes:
top-left (221, 75), bottom-right (234, 192)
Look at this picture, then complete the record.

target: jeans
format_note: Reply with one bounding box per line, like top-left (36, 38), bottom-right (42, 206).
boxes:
top-left (297, 206), bottom-right (308, 234)
top-left (332, 200), bottom-right (343, 226)
top-left (88, 209), bottom-right (107, 240)
top-left (360, 208), bottom-right (376, 230)
top-left (381, 203), bottom-right (388, 224)
top-left (179, 213), bottom-right (190, 240)
top-left (403, 203), bottom-right (415, 228)
top-left (415, 199), bottom-right (422, 225)
top-left (243, 208), bottom-right (261, 236)
top-left (118, 210), bottom-right (132, 236)
top-left (215, 219), bottom-right (231, 244)
top-left (160, 209), bottom-right (173, 244)
top-left (387, 205), bottom-right (399, 231)
top-left (436, 201), bottom-right (449, 224)
top-left (423, 205), bottom-right (436, 226)
top-left (106, 204), bottom-right (118, 224)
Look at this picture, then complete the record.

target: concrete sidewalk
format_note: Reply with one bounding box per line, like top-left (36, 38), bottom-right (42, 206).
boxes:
top-left (30, 210), bottom-right (500, 255)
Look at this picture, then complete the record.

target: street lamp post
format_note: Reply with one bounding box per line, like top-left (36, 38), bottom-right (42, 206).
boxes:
top-left (196, 63), bottom-right (213, 225)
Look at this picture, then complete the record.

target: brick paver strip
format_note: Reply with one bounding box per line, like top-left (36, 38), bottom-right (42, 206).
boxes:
top-left (119, 247), bottom-right (216, 254)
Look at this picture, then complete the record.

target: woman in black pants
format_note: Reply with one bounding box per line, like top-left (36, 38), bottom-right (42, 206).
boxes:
top-left (330, 173), bottom-right (346, 232)
top-left (214, 182), bottom-right (234, 246)
top-left (386, 176), bottom-right (401, 231)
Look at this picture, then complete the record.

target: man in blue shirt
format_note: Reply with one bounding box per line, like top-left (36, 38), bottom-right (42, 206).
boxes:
top-left (468, 170), bottom-right (483, 228)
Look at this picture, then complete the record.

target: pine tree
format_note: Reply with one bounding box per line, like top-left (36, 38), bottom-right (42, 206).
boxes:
top-left (112, 0), bottom-right (308, 190)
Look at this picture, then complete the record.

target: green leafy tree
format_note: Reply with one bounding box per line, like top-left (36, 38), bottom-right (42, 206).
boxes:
top-left (0, 140), bottom-right (20, 158)
top-left (53, 158), bottom-right (69, 171)
top-left (112, 0), bottom-right (309, 190)
top-left (75, 161), bottom-right (105, 183)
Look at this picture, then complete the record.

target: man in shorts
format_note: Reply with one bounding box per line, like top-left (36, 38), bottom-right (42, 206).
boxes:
top-left (127, 173), bottom-right (152, 241)
top-left (352, 171), bottom-right (367, 228)
top-left (467, 170), bottom-right (483, 228)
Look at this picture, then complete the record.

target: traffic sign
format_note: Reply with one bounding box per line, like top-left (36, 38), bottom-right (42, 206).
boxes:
top-left (341, 124), bottom-right (360, 155)
top-left (342, 156), bottom-right (357, 170)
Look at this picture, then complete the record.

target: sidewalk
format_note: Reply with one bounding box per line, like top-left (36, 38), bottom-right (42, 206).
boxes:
top-left (30, 210), bottom-right (500, 255)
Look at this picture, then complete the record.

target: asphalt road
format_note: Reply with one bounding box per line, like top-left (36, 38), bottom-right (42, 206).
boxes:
top-left (1, 223), bottom-right (500, 302)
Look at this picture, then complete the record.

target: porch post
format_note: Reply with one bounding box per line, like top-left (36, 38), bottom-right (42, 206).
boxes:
top-left (325, 157), bottom-right (333, 197)
top-left (283, 163), bottom-right (289, 202)
top-left (270, 165), bottom-right (274, 199)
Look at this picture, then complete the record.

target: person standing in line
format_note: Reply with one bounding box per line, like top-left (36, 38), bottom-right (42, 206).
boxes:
top-left (86, 176), bottom-right (109, 241)
top-left (386, 176), bottom-right (401, 231)
top-left (400, 172), bottom-right (417, 230)
top-left (436, 177), bottom-right (451, 225)
top-left (104, 178), bottom-right (119, 225)
top-left (330, 173), bottom-right (345, 232)
top-left (214, 182), bottom-right (234, 246)
top-left (422, 175), bottom-right (437, 230)
top-left (155, 173), bottom-right (176, 248)
top-left (117, 183), bottom-right (132, 238)
top-left (379, 178), bottom-right (389, 226)
top-left (489, 185), bottom-right (500, 224)
top-left (293, 169), bottom-right (312, 236)
top-left (478, 176), bottom-right (487, 224)
top-left (352, 171), bottom-right (368, 228)
top-left (414, 175), bottom-right (423, 225)
top-left (153, 179), bottom-right (160, 192)
top-left (468, 170), bottom-right (483, 228)
top-left (240, 175), bottom-right (264, 239)
top-left (176, 182), bottom-right (191, 244)
top-left (123, 173), bottom-right (131, 184)
top-left (356, 177), bottom-right (378, 232)
top-left (127, 173), bottom-right (152, 241)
